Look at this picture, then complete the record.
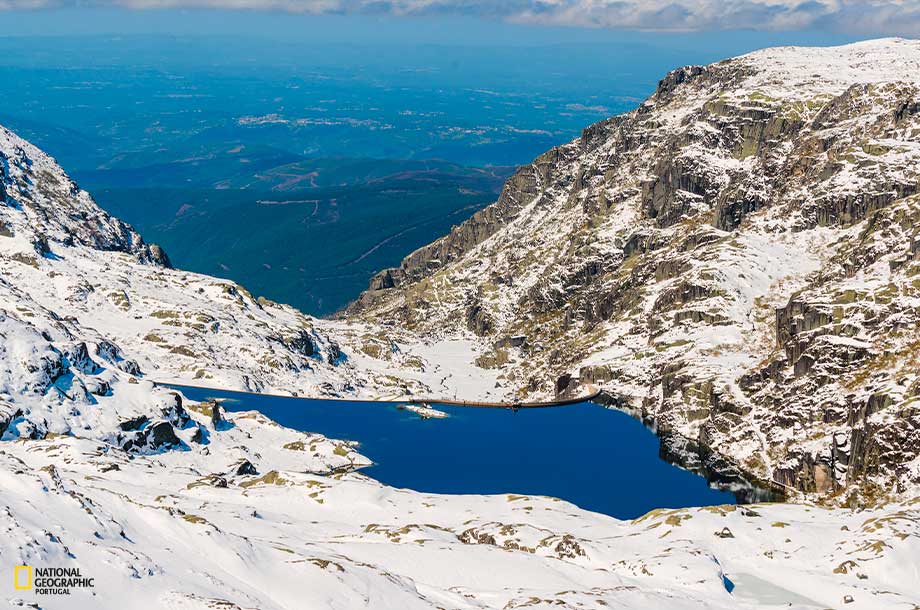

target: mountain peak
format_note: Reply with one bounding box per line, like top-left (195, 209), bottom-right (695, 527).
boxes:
top-left (736, 37), bottom-right (920, 96)
top-left (0, 124), bottom-right (169, 266)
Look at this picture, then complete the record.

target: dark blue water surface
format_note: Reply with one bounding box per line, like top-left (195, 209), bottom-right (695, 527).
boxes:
top-left (173, 385), bottom-right (735, 519)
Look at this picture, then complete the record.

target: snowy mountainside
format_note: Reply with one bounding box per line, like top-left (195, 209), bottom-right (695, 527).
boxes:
top-left (0, 126), bottom-right (168, 265)
top-left (0, 295), bottom-right (914, 608)
top-left (0, 261), bottom-right (915, 608)
top-left (0, 123), bottom-right (485, 402)
top-left (3, 431), bottom-right (919, 609)
top-left (0, 41), bottom-right (918, 610)
top-left (350, 38), bottom-right (920, 504)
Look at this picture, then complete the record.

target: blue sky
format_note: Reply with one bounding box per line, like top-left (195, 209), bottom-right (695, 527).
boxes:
top-left (2, 1), bottom-right (918, 38)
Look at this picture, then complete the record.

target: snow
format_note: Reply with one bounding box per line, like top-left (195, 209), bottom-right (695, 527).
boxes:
top-left (2, 428), bottom-right (918, 609)
top-left (738, 38), bottom-right (920, 100)
top-left (405, 403), bottom-right (449, 418)
top-left (1, 38), bottom-right (920, 609)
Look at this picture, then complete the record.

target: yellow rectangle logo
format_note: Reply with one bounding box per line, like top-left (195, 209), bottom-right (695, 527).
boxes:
top-left (13, 566), bottom-right (32, 590)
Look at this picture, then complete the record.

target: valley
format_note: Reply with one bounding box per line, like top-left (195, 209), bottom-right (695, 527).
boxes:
top-left (0, 33), bottom-right (719, 318)
top-left (90, 168), bottom-right (506, 315)
top-left (0, 33), bottom-right (918, 610)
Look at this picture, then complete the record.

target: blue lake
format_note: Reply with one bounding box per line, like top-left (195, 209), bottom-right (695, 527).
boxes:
top-left (173, 385), bottom-right (736, 519)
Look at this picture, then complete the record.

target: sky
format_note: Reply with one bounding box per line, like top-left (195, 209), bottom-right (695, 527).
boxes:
top-left (1, 1), bottom-right (919, 37)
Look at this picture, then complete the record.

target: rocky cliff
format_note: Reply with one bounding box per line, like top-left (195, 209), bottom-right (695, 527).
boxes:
top-left (350, 38), bottom-right (920, 505)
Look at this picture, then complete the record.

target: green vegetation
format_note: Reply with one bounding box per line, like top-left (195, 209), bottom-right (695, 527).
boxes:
top-left (169, 346), bottom-right (198, 358)
top-left (181, 514), bottom-right (208, 525)
top-left (92, 170), bottom-right (505, 316)
top-left (475, 348), bottom-right (510, 369)
top-left (107, 290), bottom-right (130, 310)
top-left (150, 310), bottom-right (180, 319)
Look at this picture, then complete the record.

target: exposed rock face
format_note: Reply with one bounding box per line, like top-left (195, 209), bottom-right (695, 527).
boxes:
top-left (148, 243), bottom-right (172, 268)
top-left (120, 419), bottom-right (183, 453)
top-left (282, 329), bottom-right (316, 358)
top-left (209, 401), bottom-right (223, 428)
top-left (0, 126), bottom-right (169, 265)
top-left (0, 402), bottom-right (21, 438)
top-left (350, 38), bottom-right (920, 505)
top-left (235, 459), bottom-right (258, 476)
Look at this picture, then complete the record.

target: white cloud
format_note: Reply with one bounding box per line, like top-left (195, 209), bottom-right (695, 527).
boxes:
top-left (4, 0), bottom-right (920, 35)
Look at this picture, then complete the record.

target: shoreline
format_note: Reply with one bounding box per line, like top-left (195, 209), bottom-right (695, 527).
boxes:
top-left (164, 379), bottom-right (768, 511)
top-left (156, 380), bottom-right (602, 409)
top-left (595, 391), bottom-right (789, 504)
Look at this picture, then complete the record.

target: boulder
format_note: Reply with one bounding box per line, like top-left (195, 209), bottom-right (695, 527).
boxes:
top-left (0, 402), bottom-right (22, 438)
top-left (121, 420), bottom-right (181, 453)
top-left (235, 460), bottom-right (258, 476)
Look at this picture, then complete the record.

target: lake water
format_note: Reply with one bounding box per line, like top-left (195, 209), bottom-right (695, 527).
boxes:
top-left (173, 385), bottom-right (736, 519)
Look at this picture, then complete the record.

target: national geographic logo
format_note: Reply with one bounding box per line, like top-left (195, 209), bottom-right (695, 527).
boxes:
top-left (13, 566), bottom-right (31, 591)
top-left (13, 565), bottom-right (95, 596)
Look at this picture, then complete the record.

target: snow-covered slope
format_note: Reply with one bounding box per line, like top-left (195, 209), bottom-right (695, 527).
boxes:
top-left (351, 38), bottom-right (920, 505)
top-left (0, 264), bottom-right (915, 608)
top-left (0, 291), bottom-right (915, 608)
top-left (0, 123), bottom-right (497, 402)
top-left (3, 432), bottom-right (919, 610)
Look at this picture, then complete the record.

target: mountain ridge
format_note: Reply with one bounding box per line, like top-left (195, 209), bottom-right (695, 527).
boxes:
top-left (348, 37), bottom-right (920, 505)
